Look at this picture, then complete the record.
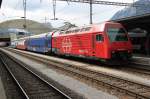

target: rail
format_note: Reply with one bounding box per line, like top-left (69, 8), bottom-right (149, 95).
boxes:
top-left (0, 51), bottom-right (72, 99)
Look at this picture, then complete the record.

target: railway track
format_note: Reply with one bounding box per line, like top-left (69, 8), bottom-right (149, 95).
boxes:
top-left (0, 58), bottom-right (26, 99)
top-left (3, 48), bottom-right (150, 99)
top-left (0, 51), bottom-right (72, 99)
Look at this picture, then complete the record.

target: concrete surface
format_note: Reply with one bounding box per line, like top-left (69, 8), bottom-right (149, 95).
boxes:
top-left (6, 48), bottom-right (150, 87)
top-left (132, 56), bottom-right (150, 66)
top-left (0, 77), bottom-right (6, 99)
top-left (0, 48), bottom-right (118, 99)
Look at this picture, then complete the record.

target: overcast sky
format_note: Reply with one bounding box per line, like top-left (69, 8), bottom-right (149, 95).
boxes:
top-left (0, 0), bottom-right (137, 26)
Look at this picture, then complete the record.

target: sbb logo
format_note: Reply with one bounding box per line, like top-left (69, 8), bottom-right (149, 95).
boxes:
top-left (62, 37), bottom-right (72, 53)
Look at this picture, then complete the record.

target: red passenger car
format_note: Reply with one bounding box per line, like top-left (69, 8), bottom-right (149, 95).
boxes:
top-left (16, 37), bottom-right (27, 50)
top-left (52, 22), bottom-right (132, 61)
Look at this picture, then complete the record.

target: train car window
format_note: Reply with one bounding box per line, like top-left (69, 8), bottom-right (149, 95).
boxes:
top-left (18, 32), bottom-right (25, 35)
top-left (96, 34), bottom-right (103, 41)
top-left (107, 28), bottom-right (128, 42)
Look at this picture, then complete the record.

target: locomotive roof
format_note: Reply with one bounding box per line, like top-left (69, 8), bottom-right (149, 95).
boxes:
top-left (13, 32), bottom-right (53, 41)
top-left (52, 21), bottom-right (119, 37)
top-left (14, 36), bottom-right (29, 41)
top-left (29, 32), bottom-right (53, 38)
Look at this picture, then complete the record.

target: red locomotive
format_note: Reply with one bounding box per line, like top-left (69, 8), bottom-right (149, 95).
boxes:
top-left (12, 21), bottom-right (132, 62)
top-left (52, 21), bottom-right (132, 61)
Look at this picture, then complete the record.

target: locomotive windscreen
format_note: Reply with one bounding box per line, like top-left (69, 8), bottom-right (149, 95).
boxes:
top-left (107, 28), bottom-right (128, 42)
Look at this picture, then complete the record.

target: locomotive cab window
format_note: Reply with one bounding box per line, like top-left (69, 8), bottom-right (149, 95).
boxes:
top-left (107, 28), bottom-right (128, 42)
top-left (96, 34), bottom-right (103, 41)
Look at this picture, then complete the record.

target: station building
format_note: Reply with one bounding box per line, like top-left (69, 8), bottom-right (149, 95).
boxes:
top-left (0, 19), bottom-right (53, 47)
top-left (111, 0), bottom-right (150, 56)
top-left (0, 29), bottom-right (30, 46)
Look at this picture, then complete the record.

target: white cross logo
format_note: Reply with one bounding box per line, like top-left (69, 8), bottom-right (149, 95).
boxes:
top-left (62, 37), bottom-right (72, 53)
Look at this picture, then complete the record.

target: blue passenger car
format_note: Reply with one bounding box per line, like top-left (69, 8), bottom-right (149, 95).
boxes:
top-left (26, 32), bottom-right (53, 53)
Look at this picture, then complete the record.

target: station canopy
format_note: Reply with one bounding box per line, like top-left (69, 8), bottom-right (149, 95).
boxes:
top-left (111, 0), bottom-right (150, 21)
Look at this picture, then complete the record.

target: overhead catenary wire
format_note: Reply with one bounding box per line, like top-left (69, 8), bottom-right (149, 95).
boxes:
top-left (54, 0), bottom-right (137, 24)
top-left (56, 0), bottom-right (149, 7)
top-left (0, 0), bottom-right (22, 19)
top-left (0, 0), bottom-right (24, 29)
top-left (64, 6), bottom-right (121, 23)
top-left (55, 2), bottom-right (122, 23)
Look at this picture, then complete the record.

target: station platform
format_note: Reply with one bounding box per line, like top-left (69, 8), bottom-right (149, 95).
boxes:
top-left (132, 55), bottom-right (150, 66)
top-left (0, 48), bottom-right (118, 99)
top-left (0, 78), bottom-right (6, 99)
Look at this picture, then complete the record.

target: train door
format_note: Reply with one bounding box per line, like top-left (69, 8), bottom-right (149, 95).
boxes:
top-left (46, 34), bottom-right (52, 53)
top-left (95, 33), bottom-right (105, 58)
